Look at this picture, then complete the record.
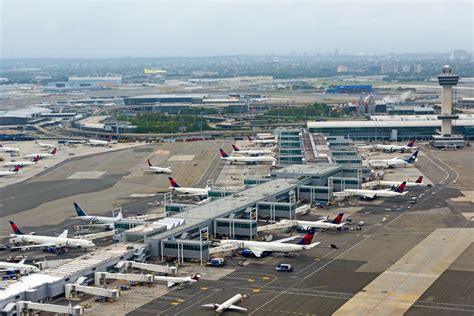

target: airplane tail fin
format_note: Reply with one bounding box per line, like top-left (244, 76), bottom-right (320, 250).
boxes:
top-left (73, 203), bottom-right (87, 217)
top-left (298, 229), bottom-right (316, 245)
top-left (147, 159), bottom-right (153, 167)
top-left (191, 273), bottom-right (202, 281)
top-left (107, 135), bottom-right (112, 142)
top-left (50, 148), bottom-right (57, 155)
top-left (9, 221), bottom-right (24, 235)
top-left (58, 229), bottom-right (68, 239)
top-left (415, 176), bottom-right (423, 183)
top-left (232, 144), bottom-right (240, 151)
top-left (12, 165), bottom-right (21, 172)
top-left (393, 181), bottom-right (407, 193)
top-left (405, 150), bottom-right (418, 163)
top-left (168, 177), bottom-right (180, 188)
top-left (18, 257), bottom-right (26, 265)
top-left (219, 149), bottom-right (229, 158)
top-left (33, 155), bottom-right (40, 162)
top-left (248, 136), bottom-right (254, 141)
top-left (407, 139), bottom-right (416, 147)
top-left (331, 213), bottom-right (344, 224)
top-left (115, 211), bottom-right (123, 220)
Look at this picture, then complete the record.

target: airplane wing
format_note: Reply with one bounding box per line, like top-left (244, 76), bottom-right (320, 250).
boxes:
top-left (167, 281), bottom-right (176, 288)
top-left (228, 305), bottom-right (248, 312)
top-left (303, 241), bottom-right (321, 249)
top-left (201, 304), bottom-right (218, 309)
top-left (248, 247), bottom-right (266, 257)
top-left (362, 193), bottom-right (377, 199)
top-left (271, 236), bottom-right (301, 243)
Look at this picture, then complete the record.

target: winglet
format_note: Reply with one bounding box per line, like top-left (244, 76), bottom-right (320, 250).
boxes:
top-left (9, 221), bottom-right (24, 235)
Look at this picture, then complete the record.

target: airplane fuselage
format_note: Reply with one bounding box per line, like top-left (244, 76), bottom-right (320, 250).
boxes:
top-left (9, 234), bottom-right (95, 249)
top-left (0, 262), bottom-right (40, 274)
top-left (344, 189), bottom-right (406, 198)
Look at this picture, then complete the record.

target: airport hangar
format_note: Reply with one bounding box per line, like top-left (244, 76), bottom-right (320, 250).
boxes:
top-left (307, 114), bottom-right (474, 141)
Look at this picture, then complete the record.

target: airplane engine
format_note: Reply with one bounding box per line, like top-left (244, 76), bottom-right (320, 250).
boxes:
top-left (241, 249), bottom-right (254, 257)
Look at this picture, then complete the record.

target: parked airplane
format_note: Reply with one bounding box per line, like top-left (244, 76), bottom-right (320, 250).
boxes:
top-left (168, 177), bottom-right (209, 197)
top-left (73, 203), bottom-right (122, 229)
top-left (378, 176), bottom-right (426, 188)
top-left (0, 258), bottom-right (40, 274)
top-left (218, 230), bottom-right (329, 257)
top-left (219, 149), bottom-right (276, 165)
top-left (0, 165), bottom-right (21, 177)
top-left (232, 144), bottom-right (274, 156)
top-left (0, 144), bottom-right (20, 153)
top-left (145, 159), bottom-right (172, 174)
top-left (202, 294), bottom-right (247, 313)
top-left (248, 136), bottom-right (277, 145)
top-left (89, 136), bottom-right (116, 146)
top-left (154, 273), bottom-right (201, 288)
top-left (373, 140), bottom-right (417, 153)
top-left (344, 182), bottom-right (407, 200)
top-left (8, 221), bottom-right (95, 253)
top-left (24, 148), bottom-right (57, 159)
top-left (290, 213), bottom-right (346, 231)
top-left (4, 156), bottom-right (40, 168)
top-left (368, 151), bottom-right (419, 168)
top-left (35, 141), bottom-right (56, 149)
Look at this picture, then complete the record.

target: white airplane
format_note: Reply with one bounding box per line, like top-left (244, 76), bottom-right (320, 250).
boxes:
top-left (377, 176), bottom-right (426, 188)
top-left (168, 177), bottom-right (210, 197)
top-left (0, 144), bottom-right (20, 153)
top-left (145, 159), bottom-right (172, 174)
top-left (232, 144), bottom-right (274, 156)
top-left (344, 181), bottom-right (407, 200)
top-left (368, 151), bottom-right (419, 168)
top-left (72, 203), bottom-right (122, 229)
top-left (24, 148), bottom-right (57, 159)
top-left (218, 231), bottom-right (329, 257)
top-left (153, 273), bottom-right (201, 288)
top-left (248, 136), bottom-right (277, 145)
top-left (202, 294), bottom-right (248, 314)
top-left (8, 221), bottom-right (95, 253)
top-left (286, 213), bottom-right (346, 231)
top-left (0, 165), bottom-right (21, 177)
top-left (89, 136), bottom-right (116, 146)
top-left (4, 156), bottom-right (40, 168)
top-left (35, 141), bottom-right (56, 149)
top-left (219, 149), bottom-right (276, 165)
top-left (0, 258), bottom-right (40, 274)
top-left (255, 133), bottom-right (276, 140)
top-left (372, 139), bottom-right (417, 153)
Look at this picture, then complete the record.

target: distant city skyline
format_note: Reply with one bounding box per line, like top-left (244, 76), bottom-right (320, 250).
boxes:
top-left (1, 0), bottom-right (472, 58)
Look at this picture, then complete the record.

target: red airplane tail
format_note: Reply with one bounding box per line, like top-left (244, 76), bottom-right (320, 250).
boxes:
top-left (147, 159), bottom-right (153, 167)
top-left (232, 144), bottom-right (240, 151)
top-left (331, 213), bottom-right (344, 224)
top-left (219, 149), bottom-right (229, 158)
top-left (415, 176), bottom-right (423, 183)
top-left (168, 177), bottom-right (180, 188)
top-left (50, 148), bottom-right (57, 155)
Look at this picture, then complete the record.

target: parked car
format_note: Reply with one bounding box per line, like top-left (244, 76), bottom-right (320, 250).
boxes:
top-left (276, 264), bottom-right (294, 272)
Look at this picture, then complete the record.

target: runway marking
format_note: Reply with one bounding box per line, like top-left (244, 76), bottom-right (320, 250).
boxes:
top-left (167, 155), bottom-right (195, 162)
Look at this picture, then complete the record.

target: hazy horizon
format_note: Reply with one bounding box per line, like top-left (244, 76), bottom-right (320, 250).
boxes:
top-left (1, 0), bottom-right (473, 59)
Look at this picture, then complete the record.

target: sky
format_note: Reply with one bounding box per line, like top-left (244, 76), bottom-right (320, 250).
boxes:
top-left (0, 0), bottom-right (472, 58)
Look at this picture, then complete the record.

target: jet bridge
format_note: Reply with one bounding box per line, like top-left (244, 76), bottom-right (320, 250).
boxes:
top-left (115, 260), bottom-right (177, 275)
top-left (16, 301), bottom-right (83, 316)
top-left (94, 272), bottom-right (154, 286)
top-left (257, 220), bottom-right (297, 232)
top-left (65, 284), bottom-right (119, 300)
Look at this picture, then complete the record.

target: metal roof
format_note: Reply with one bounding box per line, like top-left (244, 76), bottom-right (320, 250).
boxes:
top-left (272, 163), bottom-right (342, 176)
top-left (0, 107), bottom-right (52, 118)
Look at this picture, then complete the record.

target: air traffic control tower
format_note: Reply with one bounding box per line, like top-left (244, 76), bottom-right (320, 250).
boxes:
top-left (432, 65), bottom-right (465, 148)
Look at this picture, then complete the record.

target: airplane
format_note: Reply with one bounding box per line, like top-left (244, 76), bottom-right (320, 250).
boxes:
top-left (4, 156), bottom-right (40, 168)
top-left (373, 139), bottom-right (417, 153)
top-left (168, 177), bottom-right (210, 197)
top-left (217, 230), bottom-right (329, 257)
top-left (231, 144), bottom-right (274, 156)
top-left (73, 202), bottom-right (122, 229)
top-left (344, 181), bottom-right (407, 200)
top-left (202, 294), bottom-right (248, 314)
top-left (153, 273), bottom-right (201, 288)
top-left (144, 159), bottom-right (172, 174)
top-left (0, 257), bottom-right (40, 275)
top-left (88, 136), bottom-right (116, 146)
top-left (35, 141), bottom-right (56, 149)
top-left (0, 165), bottom-right (21, 177)
top-left (368, 151), bottom-right (419, 168)
top-left (0, 144), bottom-right (20, 153)
top-left (219, 149), bottom-right (276, 165)
top-left (24, 148), bottom-right (57, 159)
top-left (8, 221), bottom-right (95, 254)
top-left (288, 213), bottom-right (346, 231)
top-left (248, 136), bottom-right (277, 145)
top-left (377, 176), bottom-right (426, 188)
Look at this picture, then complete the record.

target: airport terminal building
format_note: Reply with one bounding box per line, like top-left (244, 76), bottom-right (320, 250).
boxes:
top-left (307, 114), bottom-right (474, 141)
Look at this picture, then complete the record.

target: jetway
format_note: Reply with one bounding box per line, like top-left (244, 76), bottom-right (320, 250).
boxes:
top-left (94, 272), bottom-right (154, 286)
top-left (16, 301), bottom-right (83, 316)
top-left (65, 283), bottom-right (119, 300)
top-left (36, 258), bottom-right (73, 270)
top-left (208, 243), bottom-right (239, 255)
top-left (257, 220), bottom-right (296, 232)
top-left (75, 229), bottom-right (117, 240)
top-left (115, 260), bottom-right (177, 275)
top-left (295, 204), bottom-right (311, 215)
